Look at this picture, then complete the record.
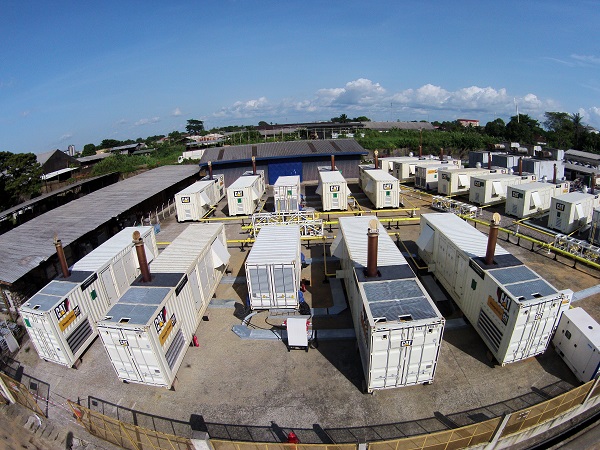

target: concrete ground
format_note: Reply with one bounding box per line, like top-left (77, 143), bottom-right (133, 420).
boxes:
top-left (6, 182), bottom-right (600, 445)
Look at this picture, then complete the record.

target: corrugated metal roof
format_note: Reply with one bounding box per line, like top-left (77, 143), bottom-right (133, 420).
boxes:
top-left (362, 168), bottom-right (398, 182)
top-left (228, 174), bottom-right (261, 189)
top-left (199, 139), bottom-right (366, 164)
top-left (274, 175), bottom-right (300, 186)
top-left (176, 180), bottom-right (214, 195)
top-left (318, 170), bottom-right (346, 183)
top-left (246, 225), bottom-right (301, 266)
top-left (553, 192), bottom-right (596, 203)
top-left (0, 165), bottom-right (198, 285)
top-left (339, 216), bottom-right (407, 268)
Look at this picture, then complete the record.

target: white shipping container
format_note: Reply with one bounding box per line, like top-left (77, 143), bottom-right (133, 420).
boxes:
top-left (588, 207), bottom-right (600, 245)
top-left (227, 172), bottom-right (266, 216)
top-left (243, 170), bottom-right (266, 194)
top-left (358, 165), bottom-right (400, 209)
top-left (246, 225), bottom-right (302, 310)
top-left (175, 179), bottom-right (222, 222)
top-left (415, 163), bottom-right (458, 191)
top-left (19, 226), bottom-right (157, 367)
top-left (417, 213), bottom-right (572, 365)
top-left (200, 173), bottom-right (226, 204)
top-left (392, 158), bottom-right (461, 182)
top-left (378, 157), bottom-right (415, 173)
top-left (469, 173), bottom-right (537, 205)
top-left (98, 224), bottom-right (228, 388)
top-left (273, 176), bottom-right (301, 212)
top-left (437, 167), bottom-right (505, 196)
top-left (505, 181), bottom-right (570, 218)
top-left (552, 307), bottom-right (600, 383)
top-left (548, 192), bottom-right (600, 234)
top-left (331, 216), bottom-right (444, 392)
top-left (317, 167), bottom-right (348, 211)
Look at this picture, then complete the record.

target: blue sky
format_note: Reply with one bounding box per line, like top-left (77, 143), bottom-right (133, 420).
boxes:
top-left (1, 1), bottom-right (599, 154)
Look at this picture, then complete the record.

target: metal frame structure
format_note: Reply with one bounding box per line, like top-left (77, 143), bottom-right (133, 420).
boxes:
top-left (251, 211), bottom-right (324, 236)
top-left (553, 234), bottom-right (600, 263)
top-left (431, 195), bottom-right (482, 217)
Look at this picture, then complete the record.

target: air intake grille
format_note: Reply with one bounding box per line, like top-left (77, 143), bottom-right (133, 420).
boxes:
top-left (477, 310), bottom-right (503, 352)
top-left (165, 329), bottom-right (185, 370)
top-left (66, 319), bottom-right (93, 355)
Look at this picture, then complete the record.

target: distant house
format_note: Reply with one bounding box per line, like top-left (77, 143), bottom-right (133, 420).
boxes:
top-left (109, 143), bottom-right (145, 155)
top-left (457, 119), bottom-right (480, 127)
top-left (36, 149), bottom-right (80, 181)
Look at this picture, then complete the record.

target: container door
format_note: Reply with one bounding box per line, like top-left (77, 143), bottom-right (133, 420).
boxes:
top-left (455, 256), bottom-right (467, 297)
top-left (99, 328), bottom-right (144, 383)
top-left (197, 253), bottom-right (212, 304)
top-left (247, 265), bottom-right (272, 309)
top-left (236, 196), bottom-right (245, 214)
top-left (127, 330), bottom-right (166, 385)
top-left (331, 191), bottom-right (339, 210)
top-left (99, 267), bottom-right (118, 307)
top-left (112, 258), bottom-right (130, 296)
top-left (23, 315), bottom-right (64, 363)
top-left (188, 269), bottom-right (203, 314)
top-left (512, 300), bottom-right (560, 362)
top-left (272, 265), bottom-right (297, 308)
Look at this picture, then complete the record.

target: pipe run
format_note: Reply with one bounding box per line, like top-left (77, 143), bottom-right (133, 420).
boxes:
top-left (54, 236), bottom-right (70, 279)
top-left (133, 231), bottom-right (152, 282)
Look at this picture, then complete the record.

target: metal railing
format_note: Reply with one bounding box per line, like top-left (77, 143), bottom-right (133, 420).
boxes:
top-left (212, 441), bottom-right (356, 450)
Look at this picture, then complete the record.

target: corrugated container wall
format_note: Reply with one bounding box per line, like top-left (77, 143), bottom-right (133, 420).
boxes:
top-left (505, 182), bottom-right (570, 218)
top-left (246, 225), bottom-right (302, 310)
top-left (469, 173), bottom-right (537, 205)
top-left (200, 173), bottom-right (226, 204)
top-left (588, 207), bottom-right (600, 245)
top-left (437, 167), bottom-right (506, 195)
top-left (552, 307), bottom-right (600, 383)
top-left (522, 159), bottom-right (565, 181)
top-left (227, 172), bottom-right (266, 216)
top-left (273, 176), bottom-right (301, 212)
top-left (415, 163), bottom-right (458, 191)
top-left (175, 179), bottom-right (222, 222)
top-left (358, 165), bottom-right (401, 208)
top-left (97, 223), bottom-right (229, 388)
top-left (548, 192), bottom-right (600, 234)
top-left (19, 226), bottom-right (157, 367)
top-left (332, 216), bottom-right (444, 392)
top-left (417, 213), bottom-right (572, 365)
top-left (317, 167), bottom-right (348, 211)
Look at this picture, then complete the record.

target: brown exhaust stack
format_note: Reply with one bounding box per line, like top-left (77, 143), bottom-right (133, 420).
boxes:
top-left (208, 161), bottom-right (213, 179)
top-left (133, 231), bottom-right (152, 283)
top-left (553, 163), bottom-right (557, 184)
top-left (439, 147), bottom-right (444, 161)
top-left (366, 219), bottom-right (379, 278)
top-left (374, 150), bottom-right (379, 169)
top-left (252, 156), bottom-right (257, 175)
top-left (487, 151), bottom-right (492, 169)
top-left (54, 236), bottom-right (70, 279)
top-left (485, 213), bottom-right (501, 266)
top-left (331, 154), bottom-right (335, 171)
top-left (518, 157), bottom-right (523, 176)
top-left (592, 173), bottom-right (596, 194)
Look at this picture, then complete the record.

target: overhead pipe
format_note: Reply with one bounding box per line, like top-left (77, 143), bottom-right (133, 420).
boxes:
top-left (133, 231), bottom-right (152, 283)
top-left (485, 213), bottom-right (501, 266)
top-left (366, 219), bottom-right (379, 278)
top-left (252, 156), bottom-right (257, 175)
top-left (331, 154), bottom-right (335, 171)
top-left (54, 236), bottom-right (70, 279)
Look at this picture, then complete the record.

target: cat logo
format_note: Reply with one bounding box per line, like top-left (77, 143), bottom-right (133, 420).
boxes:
top-left (474, 180), bottom-right (483, 187)
top-left (234, 190), bottom-right (243, 197)
top-left (181, 196), bottom-right (190, 203)
top-left (556, 202), bottom-right (565, 211)
top-left (383, 183), bottom-right (393, 190)
top-left (330, 185), bottom-right (340, 192)
top-left (154, 307), bottom-right (167, 333)
top-left (401, 340), bottom-right (413, 347)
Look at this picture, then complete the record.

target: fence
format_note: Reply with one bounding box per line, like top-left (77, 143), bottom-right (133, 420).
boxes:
top-left (0, 371), bottom-right (46, 417)
top-left (212, 441), bottom-right (357, 450)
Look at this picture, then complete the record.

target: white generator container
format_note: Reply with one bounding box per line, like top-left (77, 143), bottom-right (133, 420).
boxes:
top-left (552, 307), bottom-right (600, 383)
top-left (437, 167), bottom-right (505, 196)
top-left (505, 181), bottom-right (570, 218)
top-left (273, 175), bottom-right (301, 212)
top-left (588, 207), bottom-right (600, 245)
top-left (415, 163), bottom-right (458, 191)
top-left (548, 192), bottom-right (600, 234)
top-left (392, 157), bottom-right (460, 182)
top-left (227, 173), bottom-right (266, 216)
top-left (19, 226), bottom-right (157, 367)
top-left (378, 157), bottom-right (414, 173)
top-left (200, 173), bottom-right (226, 204)
top-left (97, 224), bottom-right (228, 388)
top-left (331, 216), bottom-right (445, 392)
top-left (469, 173), bottom-right (537, 205)
top-left (246, 225), bottom-right (301, 310)
top-left (243, 170), bottom-right (266, 194)
top-left (175, 179), bottom-right (221, 222)
top-left (358, 165), bottom-right (400, 209)
top-left (317, 167), bottom-right (348, 211)
top-left (417, 213), bottom-right (572, 366)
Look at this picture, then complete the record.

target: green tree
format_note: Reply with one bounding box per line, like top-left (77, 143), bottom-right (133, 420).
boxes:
top-left (544, 112), bottom-right (573, 148)
top-left (81, 143), bottom-right (96, 157)
top-left (505, 114), bottom-right (542, 144)
top-left (331, 114), bottom-right (350, 123)
top-left (258, 121), bottom-right (269, 127)
top-left (100, 139), bottom-right (122, 149)
top-left (484, 118), bottom-right (506, 138)
top-left (0, 152), bottom-right (42, 208)
top-left (185, 119), bottom-right (205, 135)
top-left (571, 112), bottom-right (584, 149)
top-left (353, 116), bottom-right (371, 122)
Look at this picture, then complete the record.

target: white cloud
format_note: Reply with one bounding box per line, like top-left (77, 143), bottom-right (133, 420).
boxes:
top-left (134, 116), bottom-right (160, 126)
top-left (171, 107), bottom-right (182, 116)
top-left (58, 133), bottom-right (73, 142)
top-left (571, 54), bottom-right (600, 65)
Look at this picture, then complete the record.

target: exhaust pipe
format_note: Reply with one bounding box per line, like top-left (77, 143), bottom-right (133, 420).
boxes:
top-left (488, 152), bottom-right (492, 170)
top-left (366, 219), bottom-right (379, 278)
top-left (485, 213), bottom-right (501, 266)
top-left (54, 236), bottom-right (70, 279)
top-left (133, 231), bottom-right (152, 283)
top-left (208, 161), bottom-right (213, 180)
top-left (374, 150), bottom-right (379, 169)
top-left (592, 173), bottom-right (596, 195)
top-left (518, 157), bottom-right (523, 176)
top-left (331, 154), bottom-right (335, 171)
top-left (439, 147), bottom-right (444, 161)
top-left (252, 156), bottom-right (257, 175)
top-left (553, 163), bottom-right (557, 184)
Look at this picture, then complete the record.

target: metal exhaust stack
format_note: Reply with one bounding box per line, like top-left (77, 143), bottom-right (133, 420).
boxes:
top-left (374, 150), bottom-right (379, 169)
top-left (54, 235), bottom-right (70, 279)
top-left (331, 154), bottom-right (335, 171)
top-left (252, 156), bottom-right (257, 175)
top-left (366, 219), bottom-right (379, 278)
top-left (485, 213), bottom-right (501, 266)
top-left (592, 173), bottom-right (596, 194)
top-left (553, 163), bottom-right (557, 184)
top-left (208, 161), bottom-right (213, 180)
top-left (133, 231), bottom-right (152, 283)
top-left (487, 152), bottom-right (492, 170)
top-left (439, 147), bottom-right (444, 161)
top-left (518, 157), bottom-right (523, 176)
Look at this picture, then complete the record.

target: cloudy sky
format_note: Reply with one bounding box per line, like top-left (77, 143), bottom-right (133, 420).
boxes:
top-left (1, 1), bottom-right (599, 153)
